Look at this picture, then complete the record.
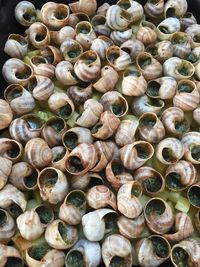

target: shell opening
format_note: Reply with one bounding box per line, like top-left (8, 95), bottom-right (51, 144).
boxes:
top-left (35, 205), bottom-right (54, 225)
top-left (146, 45), bottom-right (158, 57)
top-left (24, 168), bottom-right (38, 189)
top-left (7, 202), bottom-right (23, 219)
top-left (165, 8), bottom-right (176, 18)
top-left (92, 16), bottom-right (106, 26)
top-left (104, 212), bottom-right (118, 234)
top-left (110, 257), bottom-right (126, 267)
top-left (6, 142), bottom-right (21, 159)
top-left (111, 101), bottom-right (127, 117)
top-left (76, 22), bottom-right (91, 34)
top-left (140, 114), bottom-right (156, 128)
top-left (5, 85), bottom-right (23, 101)
top-left (193, 34), bottom-right (200, 43)
top-left (52, 147), bottom-right (66, 162)
top-left (172, 247), bottom-right (189, 267)
top-left (158, 25), bottom-right (170, 34)
top-left (63, 132), bottom-right (78, 150)
top-left (74, 13), bottom-right (90, 23)
top-left (35, 34), bottom-right (45, 42)
top-left (135, 143), bottom-right (153, 159)
top-left (187, 52), bottom-right (199, 63)
top-left (150, 236), bottom-right (170, 258)
top-left (10, 34), bottom-right (27, 46)
top-left (54, 6), bottom-right (69, 20)
top-left (67, 44), bottom-right (82, 59)
top-left (120, 9), bottom-right (132, 21)
top-left (146, 81), bottom-right (160, 97)
top-left (88, 175), bottom-right (104, 188)
top-left (41, 47), bottom-right (55, 64)
top-left (131, 183), bottom-right (142, 197)
top-left (148, 97), bottom-right (164, 107)
top-left (175, 120), bottom-right (189, 134)
top-left (191, 145), bottom-right (200, 162)
top-left (15, 65), bottom-right (32, 80)
top-left (188, 185), bottom-right (200, 207)
top-left (39, 169), bottom-right (58, 188)
top-left (124, 69), bottom-right (140, 77)
top-left (145, 199), bottom-right (165, 216)
top-left (58, 104), bottom-right (73, 119)
top-left (26, 115), bottom-right (44, 129)
top-left (177, 62), bottom-right (194, 77)
top-left (58, 222), bottom-right (69, 243)
top-left (48, 118), bottom-right (65, 133)
top-left (5, 257), bottom-right (24, 267)
top-left (67, 156), bottom-right (84, 173)
top-left (162, 147), bottom-right (176, 163)
top-left (112, 162), bottom-right (125, 175)
top-left (67, 191), bottom-right (85, 208)
top-left (66, 251), bottom-right (84, 267)
top-left (28, 243), bottom-right (50, 261)
top-left (31, 56), bottom-right (46, 65)
top-left (144, 175), bottom-right (162, 193)
top-left (171, 35), bottom-right (187, 45)
top-left (23, 10), bottom-right (36, 23)
top-left (148, 0), bottom-right (161, 4)
top-left (0, 209), bottom-right (7, 227)
top-left (91, 123), bottom-right (102, 134)
top-left (178, 82), bottom-right (193, 93)
top-left (138, 55), bottom-right (152, 69)
top-left (166, 172), bottom-right (184, 190)
top-left (27, 76), bottom-right (37, 92)
top-left (118, 0), bottom-right (131, 10)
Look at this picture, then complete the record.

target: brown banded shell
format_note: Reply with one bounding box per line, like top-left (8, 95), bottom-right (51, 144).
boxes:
top-left (9, 161), bottom-right (38, 191)
top-left (41, 116), bottom-right (67, 147)
top-left (59, 190), bottom-right (86, 225)
top-left (139, 112), bottom-right (165, 144)
top-left (181, 131), bottom-right (200, 164)
top-left (38, 167), bottom-right (69, 204)
top-left (180, 12), bottom-right (197, 31)
top-left (0, 100), bottom-right (13, 130)
top-left (0, 208), bottom-right (15, 244)
top-left (91, 15), bottom-right (111, 37)
top-left (28, 22), bottom-right (50, 49)
top-left (0, 138), bottom-right (23, 163)
top-left (93, 66), bottom-right (119, 93)
top-left (4, 34), bottom-right (28, 59)
top-left (117, 181), bottom-right (143, 219)
top-left (151, 40), bottom-right (174, 63)
top-left (106, 160), bottom-right (134, 191)
top-left (65, 143), bottom-right (98, 176)
top-left (121, 39), bottom-right (145, 61)
top-left (0, 157), bottom-right (12, 190)
top-left (91, 111), bottom-right (120, 140)
top-left (144, 198), bottom-right (174, 234)
top-left (71, 172), bottom-right (104, 190)
top-left (41, 2), bottom-right (69, 29)
top-left (74, 50), bottom-right (101, 82)
top-left (69, 0), bottom-right (97, 16)
top-left (48, 92), bottom-right (75, 120)
top-left (75, 21), bottom-right (96, 50)
top-left (165, 160), bottom-right (197, 191)
top-left (106, 45), bottom-right (131, 71)
top-left (4, 84), bottom-right (35, 115)
top-left (110, 29), bottom-right (132, 46)
top-left (51, 146), bottom-right (69, 172)
top-left (144, 0), bottom-right (164, 18)
top-left (156, 138), bottom-right (184, 165)
top-left (134, 167), bottom-right (165, 196)
top-left (25, 138), bottom-right (53, 169)
top-left (55, 61), bottom-right (78, 86)
top-left (120, 141), bottom-right (154, 170)
top-left (67, 83), bottom-right (93, 105)
top-left (40, 45), bottom-right (62, 66)
top-left (97, 3), bottom-right (110, 16)
top-left (29, 56), bottom-right (55, 79)
top-left (137, 21), bottom-right (157, 46)
top-left (86, 185), bottom-right (117, 210)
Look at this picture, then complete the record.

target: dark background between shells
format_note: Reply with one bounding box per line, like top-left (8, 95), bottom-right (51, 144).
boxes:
top-left (0, 0), bottom-right (199, 266)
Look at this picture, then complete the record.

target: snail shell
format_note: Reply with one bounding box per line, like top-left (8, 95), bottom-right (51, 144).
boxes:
top-left (75, 21), bottom-right (96, 50)
top-left (0, 157), bottom-right (12, 190)
top-left (0, 244), bottom-right (23, 266)
top-left (117, 0), bottom-right (144, 23)
top-left (55, 61), bottom-right (78, 86)
top-left (106, 45), bottom-right (131, 71)
top-left (171, 32), bottom-right (191, 59)
top-left (51, 146), bottom-right (69, 172)
top-left (164, 0), bottom-right (188, 18)
top-left (15, 1), bottom-right (36, 26)
top-left (40, 45), bottom-right (63, 66)
top-left (187, 182), bottom-right (200, 208)
top-left (121, 39), bottom-right (145, 61)
top-left (0, 208), bottom-right (15, 244)
top-left (157, 17), bottom-right (181, 40)
top-left (97, 3), bottom-right (110, 16)
top-left (71, 172), bottom-right (104, 190)
top-left (91, 15), bottom-right (111, 37)
top-left (91, 36), bottom-right (113, 60)
top-left (111, 29), bottom-right (133, 46)
top-left (68, 12), bottom-right (90, 28)
top-left (180, 12), bottom-right (197, 31)
top-left (0, 100), bottom-right (13, 130)
top-left (0, 138), bottom-right (23, 163)
top-left (182, 131), bottom-right (200, 164)
top-left (28, 22), bottom-right (50, 49)
top-left (60, 39), bottom-right (83, 64)
top-left (185, 23), bottom-right (200, 48)
top-left (137, 21), bottom-right (157, 46)
top-left (29, 56), bottom-right (55, 79)
top-left (50, 26), bottom-right (76, 46)
top-left (67, 83), bottom-right (93, 105)
top-left (144, 0), bottom-right (164, 18)
top-left (4, 34), bottom-right (28, 59)
top-left (69, 0), bottom-right (97, 16)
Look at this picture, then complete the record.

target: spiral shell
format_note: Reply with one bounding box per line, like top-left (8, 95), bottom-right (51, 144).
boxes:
top-left (91, 15), bottom-right (111, 37)
top-left (55, 61), bottom-right (78, 86)
top-left (0, 208), bottom-right (15, 244)
top-left (111, 29), bottom-right (132, 46)
top-left (91, 36), bottom-right (113, 60)
top-left (164, 0), bottom-right (188, 18)
top-left (0, 157), bottom-right (12, 190)
top-left (137, 21), bottom-right (157, 46)
top-left (60, 39), bottom-right (83, 64)
top-left (117, 0), bottom-right (144, 23)
top-left (187, 182), bottom-right (200, 208)
top-left (181, 131), bottom-right (200, 164)
top-left (71, 172), bottom-right (104, 190)
top-left (69, 0), bottom-right (97, 16)
top-left (51, 146), bottom-right (69, 172)
top-left (106, 45), bottom-right (131, 71)
top-left (171, 32), bottom-right (191, 59)
top-left (40, 45), bottom-right (62, 66)
top-left (157, 17), bottom-right (181, 40)
top-left (75, 21), bottom-right (96, 50)
top-left (0, 138), bottom-right (23, 163)
top-left (121, 39), bottom-right (145, 60)
top-left (28, 22), bottom-right (50, 49)
top-left (68, 12), bottom-right (90, 28)
top-left (50, 26), bottom-right (76, 46)
top-left (193, 106), bottom-right (200, 125)
top-left (0, 244), bottom-right (23, 266)
top-left (4, 34), bottom-right (28, 59)
top-left (29, 56), bottom-right (55, 79)
top-left (97, 3), bottom-right (110, 16)
top-left (67, 83), bottom-right (92, 105)
top-left (144, 0), bottom-right (164, 18)
top-left (180, 12), bottom-right (197, 31)
top-left (0, 100), bottom-right (13, 130)
top-left (15, 1), bottom-right (36, 26)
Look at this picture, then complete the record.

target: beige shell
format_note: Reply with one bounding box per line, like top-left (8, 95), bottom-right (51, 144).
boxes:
top-left (106, 160), bottom-right (134, 191)
top-left (0, 100), bottom-right (13, 130)
top-left (117, 214), bottom-right (145, 239)
top-left (144, 198), bottom-right (174, 234)
top-left (164, 0), bottom-right (188, 18)
top-left (17, 210), bottom-right (44, 241)
top-left (139, 112), bottom-right (165, 144)
top-left (106, 45), bottom-right (131, 71)
top-left (122, 68), bottom-right (147, 97)
top-left (136, 52), bottom-right (163, 81)
top-left (165, 160), bottom-right (197, 191)
top-left (117, 0), bottom-right (144, 23)
top-left (40, 45), bottom-right (62, 66)
top-left (115, 116), bottom-right (139, 147)
top-left (91, 36), bottom-right (113, 60)
top-left (15, 1), bottom-right (36, 26)
top-left (59, 190), bottom-right (86, 225)
top-left (9, 114), bottom-right (44, 144)
top-left (0, 244), bottom-right (23, 266)
top-left (171, 239), bottom-right (200, 267)
top-left (41, 2), bottom-right (69, 29)
top-left (146, 76), bottom-right (177, 100)
top-left (75, 21), bottom-right (96, 50)
top-left (68, 12), bottom-right (90, 28)
top-left (157, 17), bottom-right (181, 40)
top-left (74, 50), bottom-right (101, 82)
top-left (117, 181), bottom-right (142, 219)
top-left (0, 138), bottom-right (23, 163)
top-left (38, 167), bottom-right (69, 204)
top-left (93, 66), bottom-right (119, 93)
top-left (9, 161), bottom-right (38, 191)
top-left (193, 106), bottom-right (200, 125)
top-left (92, 141), bottom-right (119, 172)
top-left (4, 84), bottom-right (35, 115)
top-left (194, 61), bottom-right (200, 80)
top-left (121, 39), bottom-right (145, 60)
top-left (60, 39), bottom-right (83, 64)
top-left (164, 213), bottom-right (194, 242)
top-left (87, 185), bottom-right (117, 210)
top-left (156, 137), bottom-right (184, 165)
top-left (42, 116), bottom-right (67, 147)
top-left (102, 234), bottom-right (132, 267)
top-left (51, 146), bottom-right (69, 172)
top-left (120, 141), bottom-right (154, 170)
top-left (48, 92), bottom-right (75, 120)
top-left (153, 40), bottom-right (174, 63)
top-left (2, 58), bottom-right (33, 86)
top-left (82, 208), bottom-right (117, 241)
top-left (4, 34), bottom-right (28, 59)
top-left (65, 143), bottom-right (98, 176)
top-left (0, 208), bottom-right (15, 244)
top-left (144, 0), bottom-right (164, 18)
top-left (171, 32), bottom-right (191, 59)
top-left (55, 61), bottom-right (78, 86)
top-left (110, 29), bottom-right (132, 46)
top-left (28, 75), bottom-right (54, 101)
top-left (71, 172), bottom-right (104, 190)
top-left (136, 235), bottom-right (171, 267)
top-left (137, 21), bottom-right (157, 46)
top-left (29, 56), bottom-right (55, 79)
top-left (186, 24), bottom-right (200, 48)
top-left (181, 131), bottom-right (200, 164)
top-left (161, 107), bottom-right (190, 136)
top-left (76, 99), bottom-right (103, 128)
top-left (97, 3), bottom-right (110, 16)
top-left (28, 22), bottom-right (50, 49)
top-left (91, 111), bottom-right (120, 140)
top-left (67, 83), bottom-right (93, 106)
top-left (134, 166), bottom-right (165, 196)
top-left (25, 138), bottom-right (53, 169)
top-left (91, 15), bottom-right (111, 37)
top-left (0, 157), bottom-right (12, 190)
top-left (69, 0), bottom-right (97, 16)
top-left (45, 219), bottom-right (78, 250)
top-left (50, 26), bottom-right (76, 46)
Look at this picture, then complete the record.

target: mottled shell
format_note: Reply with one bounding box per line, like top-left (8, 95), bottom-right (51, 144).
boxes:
top-left (121, 39), bottom-right (145, 60)
top-left (76, 99), bottom-right (103, 128)
top-left (144, 198), bottom-right (174, 234)
top-left (106, 45), bottom-right (131, 71)
top-left (15, 1), bottom-right (36, 26)
top-left (164, 0), bottom-right (188, 18)
top-left (25, 138), bottom-right (53, 169)
top-left (65, 143), bottom-right (98, 176)
top-left (156, 137), bottom-right (184, 165)
top-left (69, 0), bottom-right (97, 16)
top-left (0, 138), bottom-right (23, 163)
top-left (67, 83), bottom-right (92, 105)
top-left (0, 157), bottom-right (12, 190)
top-left (87, 185), bottom-right (117, 210)
top-left (55, 61), bottom-right (78, 86)
top-left (144, 0), bottom-right (164, 18)
top-left (120, 141), bottom-right (154, 170)
top-left (0, 208), bottom-right (15, 244)
top-left (180, 12), bottom-right (197, 31)
top-left (51, 146), bottom-right (69, 172)
top-left (38, 167), bottom-right (69, 204)
top-left (102, 234), bottom-right (132, 267)
top-left (0, 100), bottom-right (13, 130)
top-left (28, 22), bottom-right (50, 49)
top-left (157, 17), bottom-right (181, 40)
top-left (71, 172), bottom-right (104, 190)
top-left (93, 66), bottom-right (119, 93)
top-left (137, 21), bottom-right (157, 46)
top-left (4, 84), bottom-right (35, 115)
top-left (153, 40), bottom-right (174, 63)
top-left (182, 131), bottom-right (200, 164)
top-left (2, 58), bottom-right (33, 86)
top-left (74, 50), bottom-right (101, 82)
top-left (4, 34), bottom-right (28, 59)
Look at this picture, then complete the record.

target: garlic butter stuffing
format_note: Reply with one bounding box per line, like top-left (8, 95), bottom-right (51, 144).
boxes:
top-left (2, 0), bottom-right (200, 266)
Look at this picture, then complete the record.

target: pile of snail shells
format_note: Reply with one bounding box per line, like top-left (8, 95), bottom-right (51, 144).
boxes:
top-left (2, 0), bottom-right (200, 266)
